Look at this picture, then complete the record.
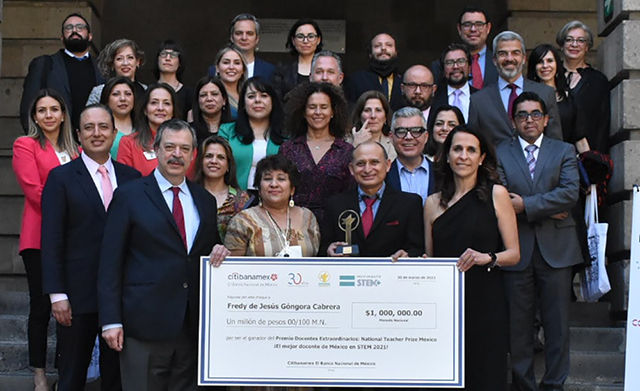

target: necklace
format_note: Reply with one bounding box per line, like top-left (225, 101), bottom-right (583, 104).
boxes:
top-left (307, 137), bottom-right (333, 151)
top-left (263, 206), bottom-right (291, 256)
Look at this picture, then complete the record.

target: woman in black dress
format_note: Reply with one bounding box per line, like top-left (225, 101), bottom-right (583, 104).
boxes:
top-left (272, 19), bottom-right (323, 99)
top-left (527, 44), bottom-right (590, 153)
top-left (556, 20), bottom-right (610, 153)
top-left (154, 39), bottom-right (194, 121)
top-left (423, 125), bottom-right (519, 391)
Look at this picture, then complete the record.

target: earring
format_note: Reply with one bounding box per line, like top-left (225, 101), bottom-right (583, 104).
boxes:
top-left (289, 195), bottom-right (295, 208)
top-left (259, 197), bottom-right (263, 207)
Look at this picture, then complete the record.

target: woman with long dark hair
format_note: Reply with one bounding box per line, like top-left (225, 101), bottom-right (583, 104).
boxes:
top-left (218, 77), bottom-right (286, 192)
top-left (190, 76), bottom-right (232, 144)
top-left (100, 76), bottom-right (136, 159)
top-left (424, 104), bottom-right (465, 160)
top-left (117, 83), bottom-right (180, 175)
top-left (528, 43), bottom-right (589, 153)
top-left (194, 135), bottom-right (250, 241)
top-left (424, 125), bottom-right (519, 391)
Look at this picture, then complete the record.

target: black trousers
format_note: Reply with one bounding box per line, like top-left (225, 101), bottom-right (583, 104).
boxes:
top-left (56, 313), bottom-right (122, 391)
top-left (21, 249), bottom-right (52, 368)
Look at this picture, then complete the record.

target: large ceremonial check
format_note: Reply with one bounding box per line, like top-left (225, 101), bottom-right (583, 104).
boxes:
top-left (199, 257), bottom-right (464, 388)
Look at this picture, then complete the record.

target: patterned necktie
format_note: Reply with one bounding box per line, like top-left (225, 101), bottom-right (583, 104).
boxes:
top-left (171, 187), bottom-right (187, 248)
top-left (525, 144), bottom-right (538, 180)
top-left (452, 89), bottom-right (463, 112)
top-left (471, 53), bottom-right (483, 89)
top-left (507, 83), bottom-right (519, 119)
top-left (362, 197), bottom-right (376, 238)
top-left (97, 166), bottom-right (113, 209)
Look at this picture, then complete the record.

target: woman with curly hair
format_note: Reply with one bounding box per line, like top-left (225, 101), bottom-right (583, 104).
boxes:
top-left (279, 82), bottom-right (353, 221)
top-left (86, 38), bottom-right (146, 105)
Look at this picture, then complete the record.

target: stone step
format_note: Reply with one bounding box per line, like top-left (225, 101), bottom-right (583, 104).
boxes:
top-left (0, 78), bottom-right (24, 117)
top-left (570, 327), bottom-right (626, 352)
top-left (0, 275), bottom-right (28, 291)
top-left (0, 341), bottom-right (56, 372)
top-left (0, 117), bottom-right (23, 151)
top-left (0, 195), bottom-right (24, 236)
top-left (564, 382), bottom-right (625, 391)
top-left (0, 315), bottom-right (57, 342)
top-left (0, 291), bottom-right (29, 315)
top-left (570, 302), bottom-right (615, 327)
top-left (0, 371), bottom-right (58, 391)
top-left (568, 351), bottom-right (625, 384)
top-left (0, 236), bottom-right (24, 275)
top-left (0, 153), bottom-right (22, 195)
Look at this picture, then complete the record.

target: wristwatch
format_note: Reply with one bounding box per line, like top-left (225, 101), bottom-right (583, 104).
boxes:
top-left (487, 252), bottom-right (499, 271)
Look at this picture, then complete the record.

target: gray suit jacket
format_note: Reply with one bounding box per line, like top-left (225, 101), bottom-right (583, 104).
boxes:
top-left (468, 79), bottom-right (562, 146)
top-left (496, 137), bottom-right (582, 271)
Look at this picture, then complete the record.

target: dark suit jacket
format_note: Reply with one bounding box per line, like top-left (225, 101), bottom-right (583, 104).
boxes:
top-left (496, 137), bottom-right (582, 271)
top-left (345, 69), bottom-right (404, 111)
top-left (385, 158), bottom-right (436, 198)
top-left (41, 158), bottom-right (141, 314)
top-left (20, 50), bottom-right (103, 132)
top-left (427, 84), bottom-right (479, 125)
top-left (468, 79), bottom-right (563, 146)
top-left (319, 186), bottom-right (424, 257)
top-left (207, 56), bottom-right (275, 80)
top-left (98, 174), bottom-right (220, 340)
top-left (431, 48), bottom-right (498, 88)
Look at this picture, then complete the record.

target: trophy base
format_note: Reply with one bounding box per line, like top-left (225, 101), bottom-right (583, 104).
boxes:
top-left (335, 244), bottom-right (360, 256)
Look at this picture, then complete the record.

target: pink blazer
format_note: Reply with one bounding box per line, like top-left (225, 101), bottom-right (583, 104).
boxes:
top-left (12, 137), bottom-right (69, 253)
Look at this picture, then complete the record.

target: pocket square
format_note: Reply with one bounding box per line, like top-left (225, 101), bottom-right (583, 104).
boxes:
top-left (386, 220), bottom-right (400, 226)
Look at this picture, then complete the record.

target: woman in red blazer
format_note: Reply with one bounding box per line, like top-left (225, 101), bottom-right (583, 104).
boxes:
top-left (12, 89), bottom-right (79, 390)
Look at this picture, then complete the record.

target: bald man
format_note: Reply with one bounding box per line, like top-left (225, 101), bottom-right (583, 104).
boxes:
top-left (400, 65), bottom-right (437, 120)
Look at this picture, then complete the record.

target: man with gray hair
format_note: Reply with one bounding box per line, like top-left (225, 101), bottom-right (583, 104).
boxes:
top-left (386, 107), bottom-right (435, 204)
top-left (99, 119), bottom-right (229, 390)
top-left (207, 13), bottom-right (274, 79)
top-left (310, 50), bottom-right (344, 86)
top-left (468, 30), bottom-right (562, 145)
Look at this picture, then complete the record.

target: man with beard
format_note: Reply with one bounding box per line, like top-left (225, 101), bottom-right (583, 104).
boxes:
top-left (20, 13), bottom-right (103, 133)
top-left (431, 6), bottom-right (498, 89)
top-left (345, 33), bottom-right (404, 111)
top-left (400, 65), bottom-right (437, 120)
top-left (468, 31), bottom-right (562, 145)
top-left (429, 43), bottom-right (477, 123)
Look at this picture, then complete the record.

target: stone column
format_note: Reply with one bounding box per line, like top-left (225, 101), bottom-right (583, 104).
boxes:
top-left (599, 0), bottom-right (640, 314)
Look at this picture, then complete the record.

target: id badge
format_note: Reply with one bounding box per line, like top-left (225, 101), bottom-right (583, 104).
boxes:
top-left (143, 150), bottom-right (157, 160)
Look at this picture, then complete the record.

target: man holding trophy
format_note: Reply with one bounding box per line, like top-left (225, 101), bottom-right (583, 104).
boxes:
top-left (320, 141), bottom-right (424, 259)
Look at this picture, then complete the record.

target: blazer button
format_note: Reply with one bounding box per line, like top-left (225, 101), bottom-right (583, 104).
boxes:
top-left (183, 282), bottom-right (188, 288)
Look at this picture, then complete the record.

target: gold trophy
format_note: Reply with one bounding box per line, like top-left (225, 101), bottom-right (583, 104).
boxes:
top-left (337, 210), bottom-right (360, 256)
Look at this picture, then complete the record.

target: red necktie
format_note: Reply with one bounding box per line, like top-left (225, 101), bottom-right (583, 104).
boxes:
top-left (507, 83), bottom-right (519, 119)
top-left (471, 53), bottom-right (483, 89)
top-left (171, 187), bottom-right (187, 248)
top-left (362, 197), bottom-right (376, 238)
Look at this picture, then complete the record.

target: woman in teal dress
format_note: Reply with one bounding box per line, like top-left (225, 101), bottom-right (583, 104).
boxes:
top-left (218, 77), bottom-right (286, 193)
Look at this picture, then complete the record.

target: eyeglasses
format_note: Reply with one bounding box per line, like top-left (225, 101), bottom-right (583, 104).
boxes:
top-left (459, 21), bottom-right (488, 31)
top-left (160, 50), bottom-right (180, 59)
top-left (294, 33), bottom-right (318, 42)
top-left (443, 58), bottom-right (468, 68)
top-left (514, 110), bottom-right (545, 122)
top-left (393, 127), bottom-right (426, 138)
top-left (564, 37), bottom-right (589, 46)
top-left (401, 82), bottom-right (433, 91)
top-left (63, 24), bottom-right (88, 32)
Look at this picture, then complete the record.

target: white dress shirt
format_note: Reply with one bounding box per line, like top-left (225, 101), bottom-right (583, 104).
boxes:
top-left (447, 83), bottom-right (471, 121)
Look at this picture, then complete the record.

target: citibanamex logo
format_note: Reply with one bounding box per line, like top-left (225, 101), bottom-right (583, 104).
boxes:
top-left (270, 274), bottom-right (278, 281)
